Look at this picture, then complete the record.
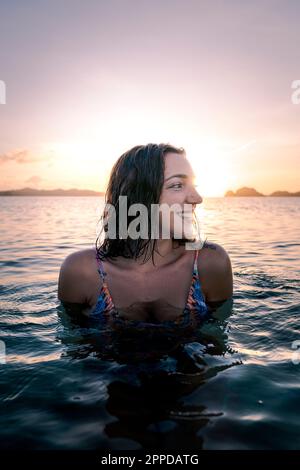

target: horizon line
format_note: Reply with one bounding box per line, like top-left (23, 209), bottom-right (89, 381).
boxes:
top-left (0, 186), bottom-right (300, 197)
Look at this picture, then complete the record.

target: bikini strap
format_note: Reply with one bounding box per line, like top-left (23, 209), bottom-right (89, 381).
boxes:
top-left (95, 251), bottom-right (107, 283)
top-left (193, 249), bottom-right (199, 276)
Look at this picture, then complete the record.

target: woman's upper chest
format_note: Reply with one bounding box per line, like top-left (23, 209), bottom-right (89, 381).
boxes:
top-left (89, 250), bottom-right (203, 320)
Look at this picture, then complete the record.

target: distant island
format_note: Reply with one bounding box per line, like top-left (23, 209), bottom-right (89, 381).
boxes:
top-left (1, 186), bottom-right (299, 197)
top-left (0, 188), bottom-right (105, 197)
top-left (225, 186), bottom-right (300, 197)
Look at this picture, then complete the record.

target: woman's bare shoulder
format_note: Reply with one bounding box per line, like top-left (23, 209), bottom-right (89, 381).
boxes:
top-left (58, 248), bottom-right (99, 304)
top-left (198, 241), bottom-right (233, 302)
top-left (61, 248), bottom-right (97, 266)
top-left (199, 241), bottom-right (231, 264)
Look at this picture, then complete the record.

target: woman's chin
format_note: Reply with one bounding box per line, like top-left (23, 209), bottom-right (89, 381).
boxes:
top-left (183, 232), bottom-right (196, 241)
top-left (182, 222), bottom-right (196, 240)
top-left (171, 228), bottom-right (196, 241)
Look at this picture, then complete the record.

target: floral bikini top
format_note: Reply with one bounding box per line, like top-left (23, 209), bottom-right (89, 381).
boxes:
top-left (90, 249), bottom-right (210, 333)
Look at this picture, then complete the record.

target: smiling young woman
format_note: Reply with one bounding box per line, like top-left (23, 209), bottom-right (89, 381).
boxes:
top-left (58, 143), bottom-right (233, 328)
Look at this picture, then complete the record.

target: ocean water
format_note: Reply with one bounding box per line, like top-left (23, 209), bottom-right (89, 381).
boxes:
top-left (0, 196), bottom-right (299, 450)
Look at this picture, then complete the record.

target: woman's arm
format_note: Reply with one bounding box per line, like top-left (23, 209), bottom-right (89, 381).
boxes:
top-left (58, 251), bottom-right (95, 315)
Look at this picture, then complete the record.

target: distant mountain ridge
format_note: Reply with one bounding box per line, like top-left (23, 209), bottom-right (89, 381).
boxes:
top-left (0, 187), bottom-right (105, 196)
top-left (1, 186), bottom-right (299, 197)
top-left (225, 186), bottom-right (300, 197)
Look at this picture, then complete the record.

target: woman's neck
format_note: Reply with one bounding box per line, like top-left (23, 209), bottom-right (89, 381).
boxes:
top-left (127, 238), bottom-right (185, 270)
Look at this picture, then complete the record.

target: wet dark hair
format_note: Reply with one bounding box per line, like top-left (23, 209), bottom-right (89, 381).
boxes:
top-left (96, 142), bottom-right (197, 264)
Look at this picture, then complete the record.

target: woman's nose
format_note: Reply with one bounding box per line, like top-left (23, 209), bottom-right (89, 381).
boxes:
top-left (187, 186), bottom-right (203, 205)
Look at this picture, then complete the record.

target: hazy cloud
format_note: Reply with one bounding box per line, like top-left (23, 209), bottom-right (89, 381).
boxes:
top-left (25, 175), bottom-right (43, 186)
top-left (0, 149), bottom-right (54, 165)
top-left (0, 149), bottom-right (35, 165)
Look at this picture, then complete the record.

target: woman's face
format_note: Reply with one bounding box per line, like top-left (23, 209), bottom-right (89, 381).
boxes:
top-left (158, 152), bottom-right (203, 240)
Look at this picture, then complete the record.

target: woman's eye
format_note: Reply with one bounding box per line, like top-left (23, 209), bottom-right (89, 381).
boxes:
top-left (170, 183), bottom-right (183, 189)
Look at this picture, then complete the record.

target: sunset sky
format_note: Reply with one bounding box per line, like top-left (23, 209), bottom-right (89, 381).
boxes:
top-left (0, 0), bottom-right (300, 197)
